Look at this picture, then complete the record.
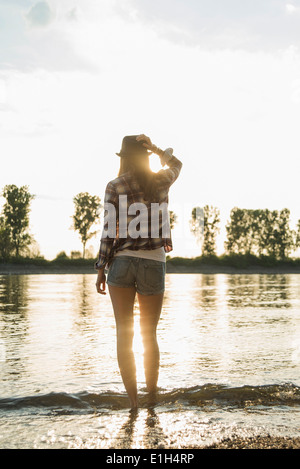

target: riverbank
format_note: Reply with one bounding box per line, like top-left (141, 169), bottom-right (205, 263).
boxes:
top-left (1, 261), bottom-right (300, 275)
top-left (1, 253), bottom-right (300, 275)
top-left (0, 262), bottom-right (95, 275)
top-left (166, 263), bottom-right (300, 274)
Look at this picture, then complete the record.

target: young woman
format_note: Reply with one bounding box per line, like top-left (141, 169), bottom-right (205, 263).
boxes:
top-left (95, 134), bottom-right (182, 409)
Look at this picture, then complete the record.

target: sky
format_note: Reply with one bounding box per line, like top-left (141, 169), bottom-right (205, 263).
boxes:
top-left (1, 0), bottom-right (300, 259)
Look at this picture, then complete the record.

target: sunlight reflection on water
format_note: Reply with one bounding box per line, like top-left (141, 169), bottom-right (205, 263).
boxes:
top-left (0, 273), bottom-right (300, 448)
top-left (1, 273), bottom-right (300, 393)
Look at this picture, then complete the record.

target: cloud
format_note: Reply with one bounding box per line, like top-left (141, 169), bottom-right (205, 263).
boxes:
top-left (25, 1), bottom-right (54, 27)
top-left (120, 0), bottom-right (300, 52)
top-left (0, 0), bottom-right (94, 71)
top-left (286, 2), bottom-right (300, 14)
top-left (0, 78), bottom-right (7, 105)
top-left (2, 0), bottom-right (300, 75)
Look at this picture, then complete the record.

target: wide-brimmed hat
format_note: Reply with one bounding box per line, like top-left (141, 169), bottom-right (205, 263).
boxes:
top-left (116, 135), bottom-right (149, 157)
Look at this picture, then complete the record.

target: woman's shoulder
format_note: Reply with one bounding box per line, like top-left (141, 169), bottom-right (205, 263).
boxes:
top-left (153, 168), bottom-right (173, 186)
top-left (106, 172), bottom-right (134, 191)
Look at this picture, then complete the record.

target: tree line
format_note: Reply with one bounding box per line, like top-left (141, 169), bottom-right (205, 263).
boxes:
top-left (190, 205), bottom-right (300, 260)
top-left (0, 185), bottom-right (101, 260)
top-left (1, 184), bottom-right (300, 261)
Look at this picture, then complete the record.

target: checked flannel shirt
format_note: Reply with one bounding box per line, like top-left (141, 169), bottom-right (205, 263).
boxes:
top-left (95, 153), bottom-right (182, 270)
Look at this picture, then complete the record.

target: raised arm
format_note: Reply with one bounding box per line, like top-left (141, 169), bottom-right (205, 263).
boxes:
top-left (136, 134), bottom-right (183, 187)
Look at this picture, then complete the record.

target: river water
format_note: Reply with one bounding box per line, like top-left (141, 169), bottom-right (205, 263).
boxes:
top-left (0, 273), bottom-right (299, 449)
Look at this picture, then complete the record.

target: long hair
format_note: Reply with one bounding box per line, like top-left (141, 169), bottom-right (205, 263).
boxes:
top-left (118, 153), bottom-right (158, 202)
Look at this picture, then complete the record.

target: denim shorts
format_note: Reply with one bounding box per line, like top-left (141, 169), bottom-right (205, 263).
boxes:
top-left (107, 256), bottom-right (166, 295)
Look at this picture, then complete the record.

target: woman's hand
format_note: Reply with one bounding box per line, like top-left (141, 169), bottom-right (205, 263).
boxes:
top-left (136, 134), bottom-right (154, 153)
top-left (136, 134), bottom-right (164, 157)
top-left (96, 268), bottom-right (106, 295)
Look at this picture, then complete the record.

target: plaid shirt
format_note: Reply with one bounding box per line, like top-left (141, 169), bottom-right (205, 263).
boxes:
top-left (95, 155), bottom-right (182, 269)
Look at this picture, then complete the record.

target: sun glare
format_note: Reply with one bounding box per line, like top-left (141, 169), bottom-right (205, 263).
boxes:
top-left (149, 154), bottom-right (162, 173)
top-left (133, 306), bottom-right (146, 383)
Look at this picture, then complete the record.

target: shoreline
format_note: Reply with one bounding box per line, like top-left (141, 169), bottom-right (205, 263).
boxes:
top-left (166, 264), bottom-right (300, 274)
top-left (110, 435), bottom-right (300, 450)
top-left (1, 262), bottom-right (300, 275)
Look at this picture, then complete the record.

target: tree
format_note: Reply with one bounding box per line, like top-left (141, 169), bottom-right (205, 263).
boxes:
top-left (275, 208), bottom-right (295, 259)
top-left (70, 250), bottom-right (81, 259)
top-left (169, 210), bottom-right (177, 230)
top-left (254, 209), bottom-right (273, 256)
top-left (225, 207), bottom-right (251, 255)
top-left (1, 185), bottom-right (35, 257)
top-left (72, 192), bottom-right (101, 258)
top-left (191, 205), bottom-right (220, 256)
top-left (263, 209), bottom-right (281, 257)
top-left (225, 207), bottom-right (296, 259)
top-left (202, 205), bottom-right (220, 256)
top-left (253, 208), bottom-right (295, 259)
top-left (55, 251), bottom-right (69, 260)
top-left (0, 216), bottom-right (12, 259)
top-left (296, 220), bottom-right (300, 251)
top-left (190, 206), bottom-right (204, 243)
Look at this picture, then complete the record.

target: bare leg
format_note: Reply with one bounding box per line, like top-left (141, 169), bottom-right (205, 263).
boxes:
top-left (108, 285), bottom-right (138, 409)
top-left (137, 292), bottom-right (164, 395)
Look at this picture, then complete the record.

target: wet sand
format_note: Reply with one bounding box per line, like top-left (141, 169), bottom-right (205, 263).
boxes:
top-left (201, 435), bottom-right (300, 449)
top-left (113, 434), bottom-right (300, 450)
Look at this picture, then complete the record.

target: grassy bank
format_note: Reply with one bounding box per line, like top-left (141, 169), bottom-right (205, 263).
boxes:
top-left (167, 253), bottom-right (300, 268)
top-left (166, 253), bottom-right (300, 274)
top-left (0, 256), bottom-right (95, 274)
top-left (1, 253), bottom-right (300, 274)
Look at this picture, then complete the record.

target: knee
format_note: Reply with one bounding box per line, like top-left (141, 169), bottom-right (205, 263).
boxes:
top-left (141, 331), bottom-right (158, 350)
top-left (117, 327), bottom-right (134, 349)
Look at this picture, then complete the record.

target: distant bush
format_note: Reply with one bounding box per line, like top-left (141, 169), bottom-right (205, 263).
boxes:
top-left (54, 251), bottom-right (69, 260)
top-left (70, 251), bottom-right (81, 259)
